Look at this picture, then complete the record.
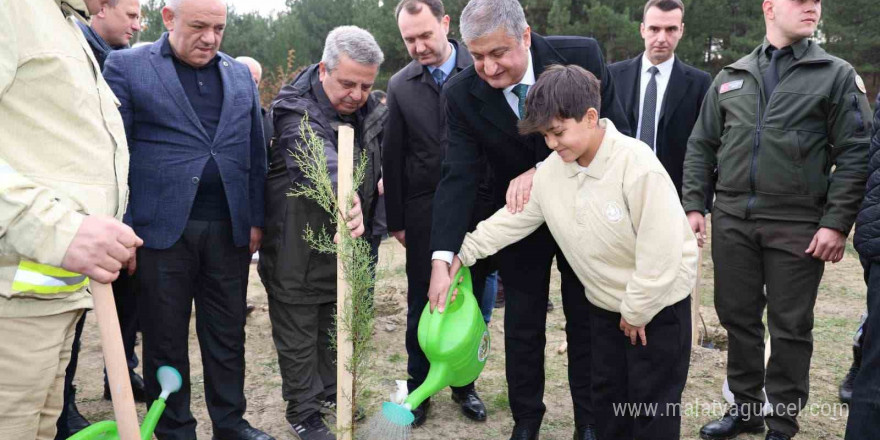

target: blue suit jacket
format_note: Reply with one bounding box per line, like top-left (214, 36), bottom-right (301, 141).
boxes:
top-left (104, 33), bottom-right (266, 249)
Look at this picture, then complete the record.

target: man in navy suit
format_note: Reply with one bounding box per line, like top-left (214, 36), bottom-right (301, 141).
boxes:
top-left (103, 0), bottom-right (270, 438)
top-left (426, 1), bottom-right (630, 439)
top-left (607, 0), bottom-right (712, 201)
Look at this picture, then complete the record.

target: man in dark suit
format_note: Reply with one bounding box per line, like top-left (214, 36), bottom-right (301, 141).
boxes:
top-left (103, 0), bottom-right (271, 438)
top-left (426, 1), bottom-right (630, 438)
top-left (607, 0), bottom-right (711, 201)
top-left (383, 0), bottom-right (488, 427)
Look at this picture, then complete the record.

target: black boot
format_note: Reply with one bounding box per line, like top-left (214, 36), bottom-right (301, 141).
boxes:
top-left (839, 345), bottom-right (862, 404)
top-left (699, 408), bottom-right (764, 440)
top-left (66, 385), bottom-right (90, 434)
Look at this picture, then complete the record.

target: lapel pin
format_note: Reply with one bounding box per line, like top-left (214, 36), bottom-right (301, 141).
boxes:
top-left (222, 61), bottom-right (229, 67)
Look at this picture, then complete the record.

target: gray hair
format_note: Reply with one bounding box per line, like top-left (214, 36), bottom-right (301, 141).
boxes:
top-left (235, 56), bottom-right (262, 77)
top-left (165, 0), bottom-right (227, 11)
top-left (460, 0), bottom-right (528, 43)
top-left (321, 26), bottom-right (385, 72)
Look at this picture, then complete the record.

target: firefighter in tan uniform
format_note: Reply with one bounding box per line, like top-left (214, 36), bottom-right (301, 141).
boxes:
top-left (0, 0), bottom-right (142, 438)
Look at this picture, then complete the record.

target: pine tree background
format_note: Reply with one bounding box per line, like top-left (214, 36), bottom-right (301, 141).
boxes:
top-left (135, 0), bottom-right (880, 106)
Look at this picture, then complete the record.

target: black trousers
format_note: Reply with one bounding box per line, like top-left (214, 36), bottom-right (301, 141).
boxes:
top-left (845, 262), bottom-right (880, 439)
top-left (137, 220), bottom-right (252, 440)
top-left (494, 224), bottom-right (592, 429)
top-left (712, 210), bottom-right (824, 436)
top-left (55, 271), bottom-right (140, 440)
top-left (590, 298), bottom-right (691, 440)
top-left (404, 195), bottom-right (487, 397)
top-left (268, 297), bottom-right (336, 424)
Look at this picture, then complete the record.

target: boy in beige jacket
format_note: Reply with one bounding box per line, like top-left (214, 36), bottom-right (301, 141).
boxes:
top-left (430, 65), bottom-right (698, 439)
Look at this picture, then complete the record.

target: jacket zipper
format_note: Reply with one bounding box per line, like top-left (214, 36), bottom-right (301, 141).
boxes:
top-left (743, 58), bottom-right (828, 218)
top-left (745, 81), bottom-right (764, 219)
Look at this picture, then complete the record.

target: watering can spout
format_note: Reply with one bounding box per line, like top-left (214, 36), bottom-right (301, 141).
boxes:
top-left (403, 362), bottom-right (450, 410)
top-left (365, 267), bottom-right (490, 438)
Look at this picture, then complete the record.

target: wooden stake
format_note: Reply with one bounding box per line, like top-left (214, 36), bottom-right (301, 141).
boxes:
top-left (337, 125), bottom-right (355, 440)
top-left (692, 247), bottom-right (703, 346)
top-left (91, 281), bottom-right (140, 440)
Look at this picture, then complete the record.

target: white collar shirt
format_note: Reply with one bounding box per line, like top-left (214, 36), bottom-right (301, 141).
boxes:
top-left (635, 54), bottom-right (675, 152)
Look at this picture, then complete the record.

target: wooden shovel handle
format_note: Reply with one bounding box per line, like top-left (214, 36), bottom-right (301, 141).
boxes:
top-left (91, 281), bottom-right (140, 440)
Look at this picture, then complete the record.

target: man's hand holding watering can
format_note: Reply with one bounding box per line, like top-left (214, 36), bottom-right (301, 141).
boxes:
top-left (428, 256), bottom-right (463, 313)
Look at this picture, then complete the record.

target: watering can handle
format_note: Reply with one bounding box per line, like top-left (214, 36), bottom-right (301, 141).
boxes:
top-left (427, 266), bottom-right (471, 336)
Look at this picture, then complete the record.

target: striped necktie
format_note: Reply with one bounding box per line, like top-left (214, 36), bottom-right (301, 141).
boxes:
top-left (512, 83), bottom-right (529, 120)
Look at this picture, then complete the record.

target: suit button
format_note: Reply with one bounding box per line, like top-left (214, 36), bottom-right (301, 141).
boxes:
top-left (192, 177), bottom-right (200, 184)
top-left (210, 150), bottom-right (216, 156)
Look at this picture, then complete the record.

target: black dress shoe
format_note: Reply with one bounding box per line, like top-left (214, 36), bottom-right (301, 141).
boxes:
top-left (66, 386), bottom-right (91, 434)
top-left (104, 370), bottom-right (146, 403)
top-left (510, 423), bottom-right (540, 440)
top-left (573, 424), bottom-right (597, 440)
top-left (766, 430), bottom-right (791, 440)
top-left (451, 388), bottom-right (487, 422)
top-left (412, 399), bottom-right (431, 427)
top-left (214, 425), bottom-right (275, 440)
top-left (699, 410), bottom-right (764, 440)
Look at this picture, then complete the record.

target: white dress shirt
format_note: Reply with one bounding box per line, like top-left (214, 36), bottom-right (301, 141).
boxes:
top-left (635, 54), bottom-right (675, 152)
top-left (433, 52), bottom-right (537, 265)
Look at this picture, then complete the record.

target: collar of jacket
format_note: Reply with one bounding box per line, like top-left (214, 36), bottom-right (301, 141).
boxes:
top-left (58, 0), bottom-right (90, 19)
top-left (563, 119), bottom-right (622, 181)
top-left (726, 38), bottom-right (832, 78)
top-left (362, 99), bottom-right (388, 147)
top-left (761, 37), bottom-right (810, 60)
top-left (529, 32), bottom-right (567, 78)
top-left (77, 21), bottom-right (112, 59)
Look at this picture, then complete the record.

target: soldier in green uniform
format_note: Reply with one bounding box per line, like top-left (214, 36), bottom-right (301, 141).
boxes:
top-left (681, 1), bottom-right (872, 439)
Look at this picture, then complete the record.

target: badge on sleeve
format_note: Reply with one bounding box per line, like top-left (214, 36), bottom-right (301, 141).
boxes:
top-left (719, 80), bottom-right (744, 94)
top-left (855, 75), bottom-right (867, 94)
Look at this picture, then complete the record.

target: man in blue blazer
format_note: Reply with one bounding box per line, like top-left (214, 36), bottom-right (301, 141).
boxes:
top-left (103, 0), bottom-right (270, 439)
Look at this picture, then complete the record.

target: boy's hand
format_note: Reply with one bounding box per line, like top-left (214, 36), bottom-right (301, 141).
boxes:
top-left (619, 317), bottom-right (647, 346)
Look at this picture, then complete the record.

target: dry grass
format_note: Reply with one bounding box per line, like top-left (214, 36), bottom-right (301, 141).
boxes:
top-left (75, 229), bottom-right (865, 439)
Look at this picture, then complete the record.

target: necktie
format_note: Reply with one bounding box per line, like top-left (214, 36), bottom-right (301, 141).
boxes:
top-left (512, 83), bottom-right (529, 120)
top-left (432, 68), bottom-right (446, 86)
top-left (763, 46), bottom-right (790, 100)
top-left (639, 66), bottom-right (659, 150)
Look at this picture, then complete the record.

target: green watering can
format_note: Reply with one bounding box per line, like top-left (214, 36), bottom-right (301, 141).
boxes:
top-left (381, 266), bottom-right (490, 425)
top-left (68, 366), bottom-right (183, 440)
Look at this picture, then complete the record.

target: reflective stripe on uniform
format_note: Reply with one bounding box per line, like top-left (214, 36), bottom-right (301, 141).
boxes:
top-left (11, 261), bottom-right (88, 294)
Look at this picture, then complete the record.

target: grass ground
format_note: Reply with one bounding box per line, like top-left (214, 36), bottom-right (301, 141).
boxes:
top-left (76, 228), bottom-right (865, 439)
